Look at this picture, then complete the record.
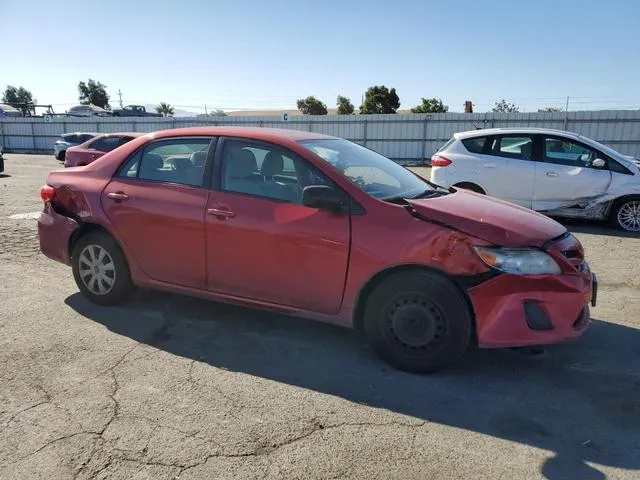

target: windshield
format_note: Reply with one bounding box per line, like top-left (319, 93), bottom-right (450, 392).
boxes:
top-left (299, 139), bottom-right (432, 200)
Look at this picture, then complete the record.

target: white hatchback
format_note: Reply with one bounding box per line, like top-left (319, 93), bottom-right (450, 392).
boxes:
top-left (431, 128), bottom-right (640, 231)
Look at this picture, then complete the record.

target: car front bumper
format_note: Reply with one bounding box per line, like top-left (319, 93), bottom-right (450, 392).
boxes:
top-left (38, 204), bottom-right (79, 265)
top-left (468, 269), bottom-right (594, 348)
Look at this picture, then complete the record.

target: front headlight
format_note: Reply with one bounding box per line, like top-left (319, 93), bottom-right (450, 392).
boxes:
top-left (473, 247), bottom-right (561, 275)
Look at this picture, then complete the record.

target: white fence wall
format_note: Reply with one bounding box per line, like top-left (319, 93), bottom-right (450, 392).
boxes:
top-left (2, 110), bottom-right (639, 163)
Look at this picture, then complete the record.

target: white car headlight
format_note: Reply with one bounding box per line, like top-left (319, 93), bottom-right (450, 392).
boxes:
top-left (473, 247), bottom-right (561, 275)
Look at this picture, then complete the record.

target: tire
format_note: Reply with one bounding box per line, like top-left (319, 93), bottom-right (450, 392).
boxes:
top-left (71, 232), bottom-right (136, 306)
top-left (609, 196), bottom-right (640, 232)
top-left (58, 151), bottom-right (66, 162)
top-left (453, 182), bottom-right (485, 194)
top-left (363, 270), bottom-right (473, 373)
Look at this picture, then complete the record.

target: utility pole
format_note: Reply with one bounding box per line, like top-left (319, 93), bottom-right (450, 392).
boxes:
top-left (204, 104), bottom-right (208, 116)
top-left (118, 89), bottom-right (123, 108)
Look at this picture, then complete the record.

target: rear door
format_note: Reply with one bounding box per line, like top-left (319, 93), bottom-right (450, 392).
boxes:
top-left (475, 134), bottom-right (536, 208)
top-left (533, 135), bottom-right (612, 210)
top-left (102, 137), bottom-right (214, 288)
top-left (204, 137), bottom-right (350, 313)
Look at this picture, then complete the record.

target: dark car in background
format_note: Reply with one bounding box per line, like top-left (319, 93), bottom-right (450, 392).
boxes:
top-left (111, 105), bottom-right (162, 117)
top-left (64, 133), bottom-right (142, 167)
top-left (54, 133), bottom-right (97, 161)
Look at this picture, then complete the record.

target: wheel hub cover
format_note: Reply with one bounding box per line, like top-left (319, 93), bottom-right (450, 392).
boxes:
top-left (391, 305), bottom-right (438, 347)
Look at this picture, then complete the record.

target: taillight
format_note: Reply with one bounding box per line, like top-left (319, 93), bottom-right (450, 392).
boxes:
top-left (431, 155), bottom-right (452, 167)
top-left (40, 185), bottom-right (55, 202)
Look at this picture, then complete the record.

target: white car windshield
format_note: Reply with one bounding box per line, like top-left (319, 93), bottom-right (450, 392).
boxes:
top-left (299, 139), bottom-right (434, 200)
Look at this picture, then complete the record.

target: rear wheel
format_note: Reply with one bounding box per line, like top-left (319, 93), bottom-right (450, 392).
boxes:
top-left (71, 232), bottom-right (136, 305)
top-left (610, 196), bottom-right (640, 232)
top-left (363, 270), bottom-right (473, 373)
top-left (57, 151), bottom-right (65, 161)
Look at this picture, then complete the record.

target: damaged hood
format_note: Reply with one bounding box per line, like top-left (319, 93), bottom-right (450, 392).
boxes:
top-left (407, 190), bottom-right (566, 247)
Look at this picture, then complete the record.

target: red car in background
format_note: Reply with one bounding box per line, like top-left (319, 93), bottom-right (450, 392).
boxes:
top-left (37, 127), bottom-right (596, 372)
top-left (64, 132), bottom-right (142, 167)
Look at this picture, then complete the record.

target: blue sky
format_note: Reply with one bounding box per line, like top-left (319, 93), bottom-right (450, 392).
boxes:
top-left (4, 0), bottom-right (640, 113)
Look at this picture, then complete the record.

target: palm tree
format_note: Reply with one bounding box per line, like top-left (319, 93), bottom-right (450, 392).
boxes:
top-left (156, 102), bottom-right (174, 117)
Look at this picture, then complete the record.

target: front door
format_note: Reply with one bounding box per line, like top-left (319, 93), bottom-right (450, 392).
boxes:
top-left (533, 135), bottom-right (612, 211)
top-left (102, 137), bottom-right (214, 289)
top-left (205, 138), bottom-right (350, 314)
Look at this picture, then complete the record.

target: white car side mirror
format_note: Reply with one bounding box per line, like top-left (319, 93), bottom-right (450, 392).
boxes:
top-left (592, 158), bottom-right (606, 168)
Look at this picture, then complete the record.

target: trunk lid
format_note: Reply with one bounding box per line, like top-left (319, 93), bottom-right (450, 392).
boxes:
top-left (407, 190), bottom-right (567, 247)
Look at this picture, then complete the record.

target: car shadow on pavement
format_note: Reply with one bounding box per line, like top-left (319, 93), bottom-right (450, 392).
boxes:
top-left (559, 218), bottom-right (640, 238)
top-left (65, 292), bottom-right (640, 479)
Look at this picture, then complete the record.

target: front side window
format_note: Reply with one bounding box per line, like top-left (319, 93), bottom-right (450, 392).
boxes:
top-left (300, 138), bottom-right (432, 200)
top-left (220, 139), bottom-right (334, 203)
top-left (544, 137), bottom-right (599, 168)
top-left (490, 136), bottom-right (534, 160)
top-left (119, 139), bottom-right (211, 187)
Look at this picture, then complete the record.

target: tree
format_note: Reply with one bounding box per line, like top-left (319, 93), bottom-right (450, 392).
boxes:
top-left (156, 102), bottom-right (174, 117)
top-left (492, 99), bottom-right (519, 113)
top-left (336, 95), bottom-right (354, 115)
top-left (78, 79), bottom-right (110, 109)
top-left (2, 85), bottom-right (36, 115)
top-left (359, 85), bottom-right (400, 114)
top-left (411, 97), bottom-right (448, 114)
top-left (296, 96), bottom-right (327, 115)
top-left (538, 106), bottom-right (562, 112)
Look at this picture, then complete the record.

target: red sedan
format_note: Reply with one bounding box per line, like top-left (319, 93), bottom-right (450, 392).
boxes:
top-left (38, 127), bottom-right (596, 372)
top-left (64, 132), bottom-right (142, 167)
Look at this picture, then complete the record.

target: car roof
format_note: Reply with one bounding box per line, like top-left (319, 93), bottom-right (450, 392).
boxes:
top-left (145, 126), bottom-right (335, 142)
top-left (62, 132), bottom-right (98, 136)
top-left (454, 127), bottom-right (584, 141)
top-left (98, 132), bottom-right (144, 138)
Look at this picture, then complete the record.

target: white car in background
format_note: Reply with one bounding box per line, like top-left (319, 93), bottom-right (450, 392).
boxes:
top-left (53, 132), bottom-right (97, 161)
top-left (431, 128), bottom-right (640, 231)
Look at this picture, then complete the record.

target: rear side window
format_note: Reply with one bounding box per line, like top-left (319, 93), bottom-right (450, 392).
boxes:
top-left (78, 134), bottom-right (95, 143)
top-left (490, 136), bottom-right (534, 160)
top-left (62, 134), bottom-right (76, 143)
top-left (90, 136), bottom-right (122, 152)
top-left (462, 136), bottom-right (487, 154)
top-left (118, 138), bottom-right (212, 187)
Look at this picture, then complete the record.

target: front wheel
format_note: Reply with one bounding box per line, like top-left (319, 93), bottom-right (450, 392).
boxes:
top-left (610, 197), bottom-right (640, 232)
top-left (71, 232), bottom-right (136, 305)
top-left (363, 270), bottom-right (473, 373)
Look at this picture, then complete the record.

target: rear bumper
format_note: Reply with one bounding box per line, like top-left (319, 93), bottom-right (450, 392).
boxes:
top-left (37, 204), bottom-right (79, 265)
top-left (469, 271), bottom-right (593, 348)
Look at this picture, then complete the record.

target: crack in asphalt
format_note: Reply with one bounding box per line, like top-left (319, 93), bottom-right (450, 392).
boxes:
top-left (175, 419), bottom-right (426, 478)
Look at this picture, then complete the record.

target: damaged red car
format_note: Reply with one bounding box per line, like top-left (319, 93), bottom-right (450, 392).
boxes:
top-left (37, 127), bottom-right (596, 372)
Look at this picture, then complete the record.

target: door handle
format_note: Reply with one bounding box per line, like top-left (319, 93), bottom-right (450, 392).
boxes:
top-left (207, 208), bottom-right (236, 219)
top-left (482, 163), bottom-right (497, 168)
top-left (545, 172), bottom-right (558, 177)
top-left (106, 192), bottom-right (129, 201)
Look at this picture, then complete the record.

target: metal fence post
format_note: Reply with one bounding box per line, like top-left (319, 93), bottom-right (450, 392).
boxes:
top-left (563, 110), bottom-right (569, 131)
top-left (421, 117), bottom-right (428, 164)
top-left (30, 121), bottom-right (36, 151)
top-left (95, 121), bottom-right (100, 133)
top-left (0, 121), bottom-right (4, 150)
top-left (171, 118), bottom-right (176, 129)
top-left (131, 122), bottom-right (136, 132)
top-left (363, 120), bottom-right (368, 147)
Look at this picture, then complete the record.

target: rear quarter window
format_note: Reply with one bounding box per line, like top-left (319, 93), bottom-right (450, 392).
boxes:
top-left (462, 137), bottom-right (487, 154)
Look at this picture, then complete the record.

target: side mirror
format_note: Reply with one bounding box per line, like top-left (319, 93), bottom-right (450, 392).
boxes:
top-left (302, 185), bottom-right (345, 212)
top-left (592, 158), bottom-right (606, 168)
